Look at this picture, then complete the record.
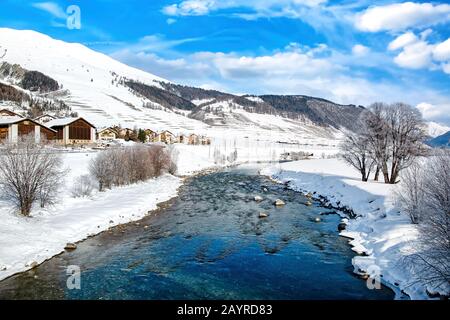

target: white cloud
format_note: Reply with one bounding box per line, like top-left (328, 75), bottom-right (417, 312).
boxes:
top-left (162, 0), bottom-right (328, 17)
top-left (433, 38), bottom-right (450, 61)
top-left (388, 32), bottom-right (418, 50)
top-left (355, 2), bottom-right (450, 32)
top-left (393, 39), bottom-right (435, 69)
top-left (163, 0), bottom-right (215, 16)
top-left (388, 31), bottom-right (450, 72)
top-left (352, 44), bottom-right (370, 56)
top-left (111, 41), bottom-right (450, 123)
top-left (416, 102), bottom-right (450, 123)
top-left (32, 2), bottom-right (67, 19)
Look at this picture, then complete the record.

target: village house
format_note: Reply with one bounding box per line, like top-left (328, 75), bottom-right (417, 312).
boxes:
top-left (188, 133), bottom-right (200, 145)
top-left (155, 130), bottom-right (176, 144)
top-left (144, 129), bottom-right (157, 142)
top-left (46, 117), bottom-right (96, 145)
top-left (200, 135), bottom-right (211, 145)
top-left (97, 127), bottom-right (118, 141)
top-left (178, 133), bottom-right (188, 144)
top-left (34, 114), bottom-right (56, 124)
top-left (0, 116), bottom-right (56, 143)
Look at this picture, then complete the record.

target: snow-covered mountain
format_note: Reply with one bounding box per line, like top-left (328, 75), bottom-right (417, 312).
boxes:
top-left (0, 28), bottom-right (363, 143)
top-left (427, 130), bottom-right (450, 148)
top-left (426, 121), bottom-right (450, 138)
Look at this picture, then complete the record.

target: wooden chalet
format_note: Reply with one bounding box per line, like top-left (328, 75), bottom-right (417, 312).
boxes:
top-left (46, 117), bottom-right (96, 145)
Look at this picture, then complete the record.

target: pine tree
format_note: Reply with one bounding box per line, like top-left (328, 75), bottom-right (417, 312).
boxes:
top-left (138, 129), bottom-right (147, 143)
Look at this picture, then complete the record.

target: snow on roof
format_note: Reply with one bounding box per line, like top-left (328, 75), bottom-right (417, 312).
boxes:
top-left (0, 116), bottom-right (56, 132)
top-left (0, 116), bottom-right (26, 125)
top-left (46, 117), bottom-right (96, 129)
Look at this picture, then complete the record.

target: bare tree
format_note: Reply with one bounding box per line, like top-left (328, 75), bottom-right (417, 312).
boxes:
top-left (403, 150), bottom-right (450, 294)
top-left (396, 162), bottom-right (425, 224)
top-left (339, 132), bottom-right (376, 181)
top-left (166, 145), bottom-right (179, 175)
top-left (0, 135), bottom-right (65, 216)
top-left (360, 102), bottom-right (427, 184)
top-left (360, 103), bottom-right (391, 182)
top-left (150, 145), bottom-right (172, 177)
top-left (89, 151), bottom-right (113, 191)
top-left (385, 103), bottom-right (428, 184)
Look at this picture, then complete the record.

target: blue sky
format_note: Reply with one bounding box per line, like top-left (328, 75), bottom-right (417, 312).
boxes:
top-left (1, 0), bottom-right (450, 124)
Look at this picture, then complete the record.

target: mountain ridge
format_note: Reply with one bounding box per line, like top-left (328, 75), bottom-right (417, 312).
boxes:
top-left (0, 27), bottom-right (363, 139)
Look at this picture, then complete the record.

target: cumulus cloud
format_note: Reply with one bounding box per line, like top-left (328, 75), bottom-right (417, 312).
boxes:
top-left (355, 2), bottom-right (450, 32)
top-left (433, 38), bottom-right (450, 61)
top-left (388, 32), bottom-right (418, 50)
top-left (416, 102), bottom-right (450, 124)
top-left (388, 31), bottom-right (450, 73)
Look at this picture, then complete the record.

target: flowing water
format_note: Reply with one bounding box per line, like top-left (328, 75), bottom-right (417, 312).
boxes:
top-left (0, 165), bottom-right (394, 300)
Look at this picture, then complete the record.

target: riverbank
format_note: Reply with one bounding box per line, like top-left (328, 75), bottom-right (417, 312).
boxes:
top-left (260, 159), bottom-right (431, 300)
top-left (0, 151), bottom-right (185, 282)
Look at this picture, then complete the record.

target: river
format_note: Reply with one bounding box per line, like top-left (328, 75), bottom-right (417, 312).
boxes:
top-left (0, 165), bottom-right (394, 299)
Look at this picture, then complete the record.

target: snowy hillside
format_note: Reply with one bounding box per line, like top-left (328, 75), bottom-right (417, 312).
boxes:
top-left (0, 28), bottom-right (360, 146)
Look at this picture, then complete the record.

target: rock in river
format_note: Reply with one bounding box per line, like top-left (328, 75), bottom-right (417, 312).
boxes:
top-left (254, 195), bottom-right (263, 202)
top-left (274, 199), bottom-right (285, 206)
top-left (338, 223), bottom-right (346, 231)
top-left (259, 212), bottom-right (268, 218)
top-left (65, 243), bottom-right (77, 250)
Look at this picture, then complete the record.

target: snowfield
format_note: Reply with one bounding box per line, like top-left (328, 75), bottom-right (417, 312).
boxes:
top-left (260, 159), bottom-right (433, 300)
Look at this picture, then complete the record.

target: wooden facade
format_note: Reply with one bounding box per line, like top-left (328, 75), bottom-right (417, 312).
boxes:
top-left (97, 127), bottom-right (118, 140)
top-left (0, 118), bottom-right (56, 143)
top-left (0, 126), bottom-right (8, 140)
top-left (47, 117), bottom-right (96, 145)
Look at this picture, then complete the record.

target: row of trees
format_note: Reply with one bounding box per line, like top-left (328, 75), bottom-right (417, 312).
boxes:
top-left (89, 145), bottom-right (177, 191)
top-left (0, 136), bottom-right (178, 216)
top-left (340, 102), bottom-right (428, 183)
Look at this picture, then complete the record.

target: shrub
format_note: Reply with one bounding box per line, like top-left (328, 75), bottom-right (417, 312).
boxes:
top-left (89, 145), bottom-right (175, 191)
top-left (0, 135), bottom-right (65, 216)
top-left (71, 175), bottom-right (97, 198)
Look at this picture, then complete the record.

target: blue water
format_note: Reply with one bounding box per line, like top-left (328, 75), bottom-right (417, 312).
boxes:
top-left (0, 166), bottom-right (394, 300)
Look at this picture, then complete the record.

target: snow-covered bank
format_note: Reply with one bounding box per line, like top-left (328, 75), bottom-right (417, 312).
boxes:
top-left (261, 159), bottom-right (429, 300)
top-left (0, 152), bottom-right (182, 282)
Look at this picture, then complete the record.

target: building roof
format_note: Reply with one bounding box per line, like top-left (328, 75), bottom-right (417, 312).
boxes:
top-left (0, 109), bottom-right (22, 117)
top-left (34, 114), bottom-right (56, 121)
top-left (46, 117), bottom-right (96, 129)
top-left (98, 127), bottom-right (118, 134)
top-left (0, 116), bottom-right (56, 132)
top-left (0, 116), bottom-right (24, 125)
